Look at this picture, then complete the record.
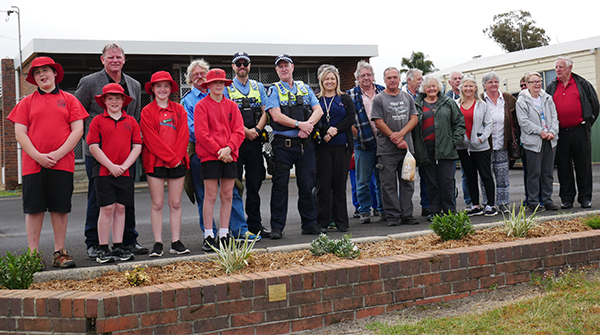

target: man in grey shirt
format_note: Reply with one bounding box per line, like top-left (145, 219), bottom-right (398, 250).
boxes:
top-left (371, 67), bottom-right (419, 226)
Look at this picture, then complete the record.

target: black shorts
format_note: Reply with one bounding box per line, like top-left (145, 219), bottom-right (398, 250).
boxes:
top-left (22, 168), bottom-right (73, 214)
top-left (95, 176), bottom-right (135, 207)
top-left (201, 160), bottom-right (237, 180)
top-left (146, 165), bottom-right (186, 179)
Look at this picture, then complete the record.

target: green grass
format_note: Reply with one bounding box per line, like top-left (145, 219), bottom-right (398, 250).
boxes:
top-left (0, 189), bottom-right (21, 197)
top-left (581, 215), bottom-right (600, 229)
top-left (367, 269), bottom-right (600, 335)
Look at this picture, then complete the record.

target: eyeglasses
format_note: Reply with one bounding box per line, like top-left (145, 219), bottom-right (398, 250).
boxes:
top-left (527, 81), bottom-right (542, 85)
top-left (235, 61), bottom-right (249, 68)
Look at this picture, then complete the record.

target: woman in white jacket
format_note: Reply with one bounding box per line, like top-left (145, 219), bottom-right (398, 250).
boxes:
top-left (456, 75), bottom-right (496, 216)
top-left (516, 72), bottom-right (559, 212)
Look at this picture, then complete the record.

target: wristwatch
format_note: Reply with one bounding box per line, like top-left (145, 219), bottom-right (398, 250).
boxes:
top-left (294, 121), bottom-right (300, 128)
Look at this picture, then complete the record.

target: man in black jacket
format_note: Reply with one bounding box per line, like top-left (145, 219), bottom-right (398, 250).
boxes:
top-left (546, 56), bottom-right (600, 209)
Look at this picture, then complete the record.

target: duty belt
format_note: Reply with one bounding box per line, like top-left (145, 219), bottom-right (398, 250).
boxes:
top-left (273, 135), bottom-right (310, 148)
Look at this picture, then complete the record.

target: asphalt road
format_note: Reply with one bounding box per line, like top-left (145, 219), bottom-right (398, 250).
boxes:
top-left (2, 165), bottom-right (600, 270)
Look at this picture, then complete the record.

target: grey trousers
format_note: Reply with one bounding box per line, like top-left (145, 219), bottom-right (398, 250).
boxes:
top-left (524, 141), bottom-right (556, 206)
top-left (377, 152), bottom-right (414, 220)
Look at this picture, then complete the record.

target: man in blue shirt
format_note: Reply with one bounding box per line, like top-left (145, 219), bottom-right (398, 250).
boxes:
top-left (181, 58), bottom-right (259, 251)
top-left (224, 52), bottom-right (270, 238)
top-left (266, 54), bottom-right (325, 239)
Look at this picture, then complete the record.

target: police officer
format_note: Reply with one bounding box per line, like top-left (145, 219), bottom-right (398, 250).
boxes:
top-left (266, 54), bottom-right (325, 239)
top-left (224, 52), bottom-right (270, 238)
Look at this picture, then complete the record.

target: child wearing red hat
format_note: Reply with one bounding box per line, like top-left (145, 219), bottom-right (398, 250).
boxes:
top-left (140, 71), bottom-right (190, 257)
top-left (194, 68), bottom-right (245, 250)
top-left (86, 83), bottom-right (142, 263)
top-left (7, 56), bottom-right (88, 268)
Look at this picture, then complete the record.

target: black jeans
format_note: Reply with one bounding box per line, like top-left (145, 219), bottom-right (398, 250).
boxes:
top-left (555, 126), bottom-right (592, 204)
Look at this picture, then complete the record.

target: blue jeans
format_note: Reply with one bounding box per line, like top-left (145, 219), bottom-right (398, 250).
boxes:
top-left (84, 155), bottom-right (139, 248)
top-left (354, 148), bottom-right (383, 214)
top-left (189, 153), bottom-right (248, 237)
top-left (350, 169), bottom-right (380, 211)
top-left (270, 142), bottom-right (318, 231)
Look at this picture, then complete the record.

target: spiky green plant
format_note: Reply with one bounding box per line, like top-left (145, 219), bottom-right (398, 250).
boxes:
top-left (210, 234), bottom-right (258, 274)
top-left (503, 202), bottom-right (539, 237)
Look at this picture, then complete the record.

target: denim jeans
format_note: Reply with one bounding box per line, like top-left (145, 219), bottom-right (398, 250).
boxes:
top-left (189, 153), bottom-right (248, 237)
top-left (354, 148), bottom-right (383, 214)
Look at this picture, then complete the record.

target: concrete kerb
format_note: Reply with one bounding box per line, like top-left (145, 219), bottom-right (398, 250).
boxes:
top-left (32, 210), bottom-right (600, 283)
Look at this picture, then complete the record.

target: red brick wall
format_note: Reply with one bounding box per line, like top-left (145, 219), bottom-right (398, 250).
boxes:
top-left (1, 59), bottom-right (18, 190)
top-left (2, 231), bottom-right (599, 334)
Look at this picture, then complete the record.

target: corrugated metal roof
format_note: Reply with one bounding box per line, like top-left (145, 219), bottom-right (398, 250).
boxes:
top-left (439, 35), bottom-right (600, 75)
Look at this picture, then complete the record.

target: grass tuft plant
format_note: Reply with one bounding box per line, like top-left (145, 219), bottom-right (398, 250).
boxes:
top-left (125, 265), bottom-right (150, 286)
top-left (503, 201), bottom-right (539, 237)
top-left (581, 215), bottom-right (600, 229)
top-left (310, 234), bottom-right (360, 259)
top-left (210, 234), bottom-right (259, 274)
top-left (429, 211), bottom-right (474, 241)
top-left (0, 248), bottom-right (43, 289)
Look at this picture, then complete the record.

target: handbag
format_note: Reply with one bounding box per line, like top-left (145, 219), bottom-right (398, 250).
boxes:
top-left (507, 115), bottom-right (522, 159)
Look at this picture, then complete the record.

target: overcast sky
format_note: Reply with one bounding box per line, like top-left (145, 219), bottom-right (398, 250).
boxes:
top-left (0, 0), bottom-right (597, 84)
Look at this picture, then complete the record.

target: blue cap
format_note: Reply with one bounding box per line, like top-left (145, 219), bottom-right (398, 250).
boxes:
top-left (275, 54), bottom-right (293, 65)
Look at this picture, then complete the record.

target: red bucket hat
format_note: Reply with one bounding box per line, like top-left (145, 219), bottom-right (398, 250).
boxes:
top-left (145, 71), bottom-right (179, 96)
top-left (200, 68), bottom-right (233, 89)
top-left (26, 56), bottom-right (64, 85)
top-left (94, 83), bottom-right (133, 110)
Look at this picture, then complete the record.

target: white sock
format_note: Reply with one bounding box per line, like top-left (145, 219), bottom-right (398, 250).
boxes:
top-left (219, 228), bottom-right (229, 238)
top-left (204, 230), bottom-right (214, 239)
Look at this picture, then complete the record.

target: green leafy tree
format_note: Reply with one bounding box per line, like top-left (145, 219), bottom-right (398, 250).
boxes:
top-left (400, 51), bottom-right (436, 75)
top-left (484, 10), bottom-right (550, 52)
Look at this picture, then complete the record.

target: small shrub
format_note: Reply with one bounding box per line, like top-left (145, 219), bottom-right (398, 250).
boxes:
top-left (310, 234), bottom-right (336, 256)
top-left (581, 215), bottom-right (600, 229)
top-left (125, 265), bottom-right (150, 286)
top-left (210, 234), bottom-right (258, 274)
top-left (0, 248), bottom-right (43, 289)
top-left (430, 211), bottom-right (474, 241)
top-left (503, 201), bottom-right (539, 237)
top-left (310, 234), bottom-right (360, 259)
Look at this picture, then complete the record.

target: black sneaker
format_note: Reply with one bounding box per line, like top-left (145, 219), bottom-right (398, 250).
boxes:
top-left (251, 226), bottom-right (271, 239)
top-left (219, 235), bottom-right (233, 250)
top-left (270, 228), bottom-right (283, 239)
top-left (87, 244), bottom-right (100, 260)
top-left (302, 225), bottom-right (327, 235)
top-left (96, 248), bottom-right (115, 264)
top-left (359, 212), bottom-right (371, 224)
top-left (421, 208), bottom-right (430, 217)
top-left (372, 209), bottom-right (380, 216)
top-left (353, 209), bottom-right (360, 218)
top-left (545, 203), bottom-right (558, 211)
top-left (202, 236), bottom-right (217, 252)
top-left (484, 205), bottom-right (498, 217)
top-left (467, 206), bottom-right (484, 216)
top-left (127, 243), bottom-right (149, 255)
top-left (112, 246), bottom-right (135, 261)
top-left (149, 242), bottom-right (163, 257)
top-left (387, 218), bottom-right (400, 226)
top-left (170, 240), bottom-right (190, 255)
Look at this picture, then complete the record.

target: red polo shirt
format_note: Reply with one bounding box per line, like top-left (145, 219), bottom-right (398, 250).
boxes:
top-left (86, 110), bottom-right (142, 177)
top-left (552, 75), bottom-right (583, 128)
top-left (7, 88), bottom-right (88, 176)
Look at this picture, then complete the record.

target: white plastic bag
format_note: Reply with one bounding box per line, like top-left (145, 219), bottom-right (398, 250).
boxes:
top-left (401, 151), bottom-right (416, 181)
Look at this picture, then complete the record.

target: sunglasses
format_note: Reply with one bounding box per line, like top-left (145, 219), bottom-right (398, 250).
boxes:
top-left (235, 61), bottom-right (249, 68)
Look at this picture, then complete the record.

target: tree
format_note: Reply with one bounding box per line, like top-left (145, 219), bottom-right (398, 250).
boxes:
top-left (484, 10), bottom-right (550, 52)
top-left (400, 51), bottom-right (436, 75)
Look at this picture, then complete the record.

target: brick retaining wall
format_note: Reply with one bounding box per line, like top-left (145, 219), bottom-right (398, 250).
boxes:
top-left (1, 230), bottom-right (599, 334)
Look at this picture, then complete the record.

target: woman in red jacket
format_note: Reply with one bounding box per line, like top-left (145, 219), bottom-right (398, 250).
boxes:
top-left (194, 69), bottom-right (244, 250)
top-left (140, 71), bottom-right (190, 257)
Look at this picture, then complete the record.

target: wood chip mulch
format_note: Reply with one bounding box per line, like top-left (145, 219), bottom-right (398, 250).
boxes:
top-left (26, 218), bottom-right (591, 292)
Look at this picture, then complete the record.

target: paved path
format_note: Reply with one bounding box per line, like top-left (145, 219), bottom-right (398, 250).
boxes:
top-left (1, 165), bottom-right (599, 274)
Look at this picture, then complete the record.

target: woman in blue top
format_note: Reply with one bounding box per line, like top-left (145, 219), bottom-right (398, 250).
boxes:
top-left (315, 65), bottom-right (356, 232)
